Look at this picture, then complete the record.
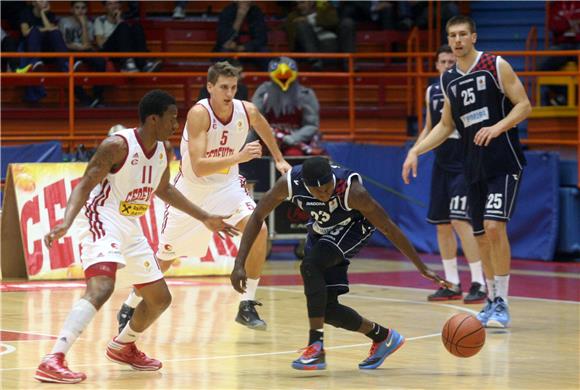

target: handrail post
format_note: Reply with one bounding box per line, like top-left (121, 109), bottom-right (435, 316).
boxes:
top-left (416, 53), bottom-right (424, 133)
top-left (68, 54), bottom-right (75, 152)
top-left (348, 54), bottom-right (355, 141)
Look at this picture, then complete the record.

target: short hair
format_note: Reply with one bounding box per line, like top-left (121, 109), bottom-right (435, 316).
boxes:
top-left (446, 15), bottom-right (477, 34)
top-left (302, 157), bottom-right (332, 187)
top-left (435, 44), bottom-right (453, 61)
top-left (138, 90), bottom-right (176, 124)
top-left (207, 61), bottom-right (241, 84)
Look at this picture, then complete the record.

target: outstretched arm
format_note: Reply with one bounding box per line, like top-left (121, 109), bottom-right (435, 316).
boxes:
top-left (231, 174), bottom-right (290, 292)
top-left (348, 178), bottom-right (450, 287)
top-left (44, 136), bottom-right (127, 248)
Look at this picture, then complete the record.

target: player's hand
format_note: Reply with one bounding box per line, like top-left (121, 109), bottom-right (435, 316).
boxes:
top-left (275, 159), bottom-right (292, 174)
top-left (44, 223), bottom-right (70, 249)
top-left (202, 215), bottom-right (240, 238)
top-left (230, 263), bottom-right (247, 293)
top-left (238, 140), bottom-right (262, 163)
top-left (474, 125), bottom-right (503, 147)
top-left (401, 149), bottom-right (418, 184)
top-left (421, 268), bottom-right (453, 289)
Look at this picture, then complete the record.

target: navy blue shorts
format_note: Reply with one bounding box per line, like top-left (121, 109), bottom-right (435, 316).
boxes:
top-left (427, 164), bottom-right (470, 224)
top-left (305, 218), bottom-right (376, 295)
top-left (468, 171), bottom-right (523, 235)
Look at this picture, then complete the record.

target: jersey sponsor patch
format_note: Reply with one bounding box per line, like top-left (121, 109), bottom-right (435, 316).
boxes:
top-left (459, 107), bottom-right (489, 128)
top-left (477, 76), bottom-right (487, 91)
top-left (119, 201), bottom-right (149, 216)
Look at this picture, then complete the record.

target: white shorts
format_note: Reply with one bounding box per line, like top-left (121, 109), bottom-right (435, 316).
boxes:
top-left (77, 207), bottom-right (163, 285)
top-left (157, 175), bottom-right (255, 260)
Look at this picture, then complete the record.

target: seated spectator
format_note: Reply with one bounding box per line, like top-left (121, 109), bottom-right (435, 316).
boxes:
top-left (172, 1), bottom-right (187, 19)
top-left (214, 1), bottom-right (269, 70)
top-left (1, 28), bottom-right (20, 72)
top-left (94, 0), bottom-right (160, 72)
top-left (58, 0), bottom-right (106, 107)
top-left (538, 1), bottom-right (580, 106)
top-left (397, 1), bottom-right (459, 32)
top-left (338, 1), bottom-right (396, 30)
top-left (251, 57), bottom-right (324, 156)
top-left (284, 1), bottom-right (354, 69)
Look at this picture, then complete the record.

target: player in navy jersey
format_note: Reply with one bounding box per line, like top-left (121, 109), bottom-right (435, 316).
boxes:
top-left (231, 157), bottom-right (449, 370)
top-left (402, 16), bottom-right (532, 328)
top-left (412, 45), bottom-right (486, 304)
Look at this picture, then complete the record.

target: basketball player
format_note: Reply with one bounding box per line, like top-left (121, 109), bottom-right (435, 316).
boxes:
top-left (413, 44), bottom-right (486, 304)
top-left (402, 16), bottom-right (532, 328)
top-left (35, 90), bottom-right (238, 384)
top-left (117, 61), bottom-right (292, 333)
top-left (231, 157), bottom-right (450, 370)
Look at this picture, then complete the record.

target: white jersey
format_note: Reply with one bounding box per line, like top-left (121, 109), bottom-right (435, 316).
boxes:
top-left (180, 98), bottom-right (250, 186)
top-left (85, 128), bottom-right (167, 223)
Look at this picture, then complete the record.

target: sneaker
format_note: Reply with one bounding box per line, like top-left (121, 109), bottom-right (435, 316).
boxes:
top-left (291, 341), bottom-right (326, 370)
top-left (143, 60), bottom-right (162, 73)
top-left (35, 353), bottom-right (86, 384)
top-left (121, 58), bottom-right (138, 72)
top-left (235, 300), bottom-right (267, 331)
top-left (476, 298), bottom-right (494, 326)
top-left (15, 64), bottom-right (32, 73)
top-left (106, 338), bottom-right (162, 371)
top-left (117, 303), bottom-right (135, 334)
top-left (359, 329), bottom-right (405, 369)
top-left (428, 284), bottom-right (462, 301)
top-left (463, 282), bottom-right (487, 304)
top-left (172, 5), bottom-right (186, 19)
top-left (486, 297), bottom-right (511, 328)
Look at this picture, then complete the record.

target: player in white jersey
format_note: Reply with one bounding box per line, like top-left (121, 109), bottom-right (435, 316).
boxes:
top-left (36, 90), bottom-right (238, 384)
top-left (117, 61), bottom-right (292, 332)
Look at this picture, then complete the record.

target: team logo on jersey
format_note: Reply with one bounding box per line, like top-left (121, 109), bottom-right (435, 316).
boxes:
top-left (236, 119), bottom-right (244, 131)
top-left (144, 260), bottom-right (151, 271)
top-left (476, 76), bottom-right (486, 91)
top-left (329, 198), bottom-right (338, 213)
top-left (164, 244), bottom-right (173, 251)
top-left (131, 152), bottom-right (139, 165)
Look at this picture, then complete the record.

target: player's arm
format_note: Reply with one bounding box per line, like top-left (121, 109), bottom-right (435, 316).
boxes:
top-left (230, 174), bottom-right (290, 293)
top-left (44, 136), bottom-right (127, 248)
top-left (402, 97), bottom-right (455, 184)
top-left (474, 58), bottom-right (532, 146)
top-left (243, 101), bottom-right (292, 174)
top-left (154, 166), bottom-right (239, 237)
top-left (186, 105), bottom-right (257, 177)
top-left (348, 178), bottom-right (450, 287)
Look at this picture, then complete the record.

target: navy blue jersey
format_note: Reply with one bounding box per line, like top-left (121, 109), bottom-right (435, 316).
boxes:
top-left (287, 164), bottom-right (367, 235)
top-left (441, 52), bottom-right (526, 182)
top-left (427, 81), bottom-right (463, 173)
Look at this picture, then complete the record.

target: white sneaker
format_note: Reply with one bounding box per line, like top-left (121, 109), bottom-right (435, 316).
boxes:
top-left (121, 58), bottom-right (138, 72)
top-left (172, 5), bottom-right (185, 19)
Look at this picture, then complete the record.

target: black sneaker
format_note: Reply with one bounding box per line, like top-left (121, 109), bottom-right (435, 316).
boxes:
top-left (427, 284), bottom-right (462, 301)
top-left (463, 282), bottom-right (488, 304)
top-left (117, 303), bottom-right (135, 334)
top-left (235, 300), bottom-right (267, 331)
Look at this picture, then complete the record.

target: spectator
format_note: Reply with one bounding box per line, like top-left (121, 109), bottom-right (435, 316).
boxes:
top-left (252, 57), bottom-right (324, 156)
top-left (58, 0), bottom-right (106, 107)
top-left (338, 1), bottom-right (396, 30)
top-left (1, 28), bottom-right (20, 72)
top-left (172, 1), bottom-right (187, 19)
top-left (397, 1), bottom-right (459, 32)
top-left (214, 1), bottom-right (269, 70)
top-left (538, 1), bottom-right (580, 106)
top-left (94, 0), bottom-right (160, 72)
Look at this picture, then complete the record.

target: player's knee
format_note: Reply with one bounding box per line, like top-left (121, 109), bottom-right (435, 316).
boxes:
top-left (147, 289), bottom-right (172, 312)
top-left (84, 278), bottom-right (115, 308)
top-left (483, 220), bottom-right (505, 241)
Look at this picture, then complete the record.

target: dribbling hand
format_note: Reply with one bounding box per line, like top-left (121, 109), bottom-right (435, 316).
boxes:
top-left (44, 223), bottom-right (69, 249)
top-left (422, 268), bottom-right (453, 289)
top-left (275, 159), bottom-right (292, 174)
top-left (230, 264), bottom-right (247, 293)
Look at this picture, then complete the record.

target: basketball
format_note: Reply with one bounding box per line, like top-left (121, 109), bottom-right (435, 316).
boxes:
top-left (441, 313), bottom-right (486, 358)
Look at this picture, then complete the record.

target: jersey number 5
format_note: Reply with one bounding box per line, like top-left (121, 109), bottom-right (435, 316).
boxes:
top-left (220, 131), bottom-right (229, 146)
top-left (461, 87), bottom-right (476, 106)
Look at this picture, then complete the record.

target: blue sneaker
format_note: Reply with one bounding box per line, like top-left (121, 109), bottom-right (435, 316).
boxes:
top-left (291, 341), bottom-right (326, 370)
top-left (486, 297), bottom-right (511, 328)
top-left (359, 329), bottom-right (405, 369)
top-left (476, 298), bottom-right (494, 326)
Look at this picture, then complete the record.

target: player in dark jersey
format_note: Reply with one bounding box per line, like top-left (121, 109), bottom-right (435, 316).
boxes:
top-left (402, 16), bottom-right (532, 329)
top-left (413, 45), bottom-right (486, 304)
top-left (231, 157), bottom-right (449, 370)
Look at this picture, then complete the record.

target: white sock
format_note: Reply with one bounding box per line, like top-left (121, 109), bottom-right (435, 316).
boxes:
top-left (51, 299), bottom-right (97, 355)
top-left (468, 261), bottom-right (485, 285)
top-left (116, 323), bottom-right (141, 344)
top-left (442, 258), bottom-right (460, 285)
top-left (241, 278), bottom-right (260, 301)
top-left (494, 275), bottom-right (510, 303)
top-left (486, 278), bottom-right (496, 300)
top-left (124, 290), bottom-right (143, 308)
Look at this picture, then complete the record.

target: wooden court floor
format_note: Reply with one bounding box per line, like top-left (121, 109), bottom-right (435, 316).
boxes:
top-left (1, 258), bottom-right (579, 389)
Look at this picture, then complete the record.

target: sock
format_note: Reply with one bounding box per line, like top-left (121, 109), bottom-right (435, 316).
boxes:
top-left (365, 323), bottom-right (389, 343)
top-left (486, 278), bottom-right (496, 300)
top-left (51, 299), bottom-right (98, 355)
top-left (494, 275), bottom-right (510, 303)
top-left (241, 278), bottom-right (259, 301)
top-left (308, 329), bottom-right (324, 345)
top-left (468, 261), bottom-right (485, 285)
top-left (124, 290), bottom-right (143, 309)
top-left (442, 258), bottom-right (460, 285)
top-left (116, 323), bottom-right (141, 343)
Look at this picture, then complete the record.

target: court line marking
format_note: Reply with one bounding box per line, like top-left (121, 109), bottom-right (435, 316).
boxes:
top-left (0, 344), bottom-right (16, 356)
